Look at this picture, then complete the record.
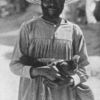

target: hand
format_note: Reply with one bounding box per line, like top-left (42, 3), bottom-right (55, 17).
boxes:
top-left (54, 76), bottom-right (74, 87)
top-left (31, 65), bottom-right (62, 81)
top-left (39, 66), bottom-right (62, 81)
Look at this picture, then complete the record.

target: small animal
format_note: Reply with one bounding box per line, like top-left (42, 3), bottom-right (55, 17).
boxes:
top-left (55, 55), bottom-right (80, 77)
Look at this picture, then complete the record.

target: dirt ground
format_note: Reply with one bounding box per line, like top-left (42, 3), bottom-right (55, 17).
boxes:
top-left (0, 5), bottom-right (100, 100)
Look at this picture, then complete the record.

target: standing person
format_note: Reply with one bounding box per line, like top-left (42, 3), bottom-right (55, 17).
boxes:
top-left (10, 0), bottom-right (94, 100)
top-left (94, 0), bottom-right (100, 21)
top-left (86, 0), bottom-right (97, 23)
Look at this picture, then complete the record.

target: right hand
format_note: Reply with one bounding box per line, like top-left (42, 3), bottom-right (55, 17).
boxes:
top-left (33, 65), bottom-right (62, 81)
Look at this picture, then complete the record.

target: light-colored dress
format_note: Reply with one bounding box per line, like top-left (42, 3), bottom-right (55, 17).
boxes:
top-left (10, 17), bottom-right (90, 100)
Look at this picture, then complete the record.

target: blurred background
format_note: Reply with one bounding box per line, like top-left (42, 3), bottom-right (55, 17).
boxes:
top-left (0, 0), bottom-right (100, 100)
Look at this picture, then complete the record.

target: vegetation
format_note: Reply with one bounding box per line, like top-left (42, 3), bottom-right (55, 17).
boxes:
top-left (0, 0), bottom-right (30, 17)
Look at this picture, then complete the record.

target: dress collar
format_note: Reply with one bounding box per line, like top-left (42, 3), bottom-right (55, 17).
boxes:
top-left (40, 16), bottom-right (68, 26)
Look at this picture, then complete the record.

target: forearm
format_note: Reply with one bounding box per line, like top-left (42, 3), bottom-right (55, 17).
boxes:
top-left (9, 48), bottom-right (46, 79)
top-left (10, 61), bottom-right (32, 79)
top-left (10, 60), bottom-right (59, 81)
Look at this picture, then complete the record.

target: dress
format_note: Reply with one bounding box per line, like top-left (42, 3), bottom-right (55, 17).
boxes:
top-left (10, 17), bottom-right (90, 100)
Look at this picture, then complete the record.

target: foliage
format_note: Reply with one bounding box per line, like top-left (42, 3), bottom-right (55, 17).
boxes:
top-left (0, 0), bottom-right (30, 17)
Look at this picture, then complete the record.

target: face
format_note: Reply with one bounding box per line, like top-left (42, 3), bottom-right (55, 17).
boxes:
top-left (41, 0), bottom-right (65, 18)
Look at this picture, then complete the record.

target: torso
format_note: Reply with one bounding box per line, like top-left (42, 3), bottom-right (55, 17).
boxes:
top-left (28, 17), bottom-right (74, 60)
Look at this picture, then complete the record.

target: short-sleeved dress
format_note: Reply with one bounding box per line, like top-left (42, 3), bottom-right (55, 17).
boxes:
top-left (10, 17), bottom-right (90, 100)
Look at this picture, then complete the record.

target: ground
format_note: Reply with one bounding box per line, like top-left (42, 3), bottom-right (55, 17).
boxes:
top-left (0, 4), bottom-right (100, 100)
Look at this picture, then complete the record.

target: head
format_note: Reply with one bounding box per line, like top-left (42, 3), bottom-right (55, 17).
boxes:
top-left (41, 0), bottom-right (65, 19)
top-left (56, 55), bottom-right (80, 76)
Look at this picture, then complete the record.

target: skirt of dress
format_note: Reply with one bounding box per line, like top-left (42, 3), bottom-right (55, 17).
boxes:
top-left (18, 76), bottom-right (94, 100)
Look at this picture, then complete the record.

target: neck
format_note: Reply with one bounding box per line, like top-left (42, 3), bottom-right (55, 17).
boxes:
top-left (42, 16), bottom-right (61, 25)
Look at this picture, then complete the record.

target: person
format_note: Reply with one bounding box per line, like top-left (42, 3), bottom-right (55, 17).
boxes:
top-left (94, 0), bottom-right (100, 21)
top-left (10, 0), bottom-right (94, 100)
top-left (86, 0), bottom-right (97, 23)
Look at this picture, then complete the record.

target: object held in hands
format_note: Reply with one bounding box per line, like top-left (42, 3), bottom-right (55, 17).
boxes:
top-left (31, 55), bottom-right (80, 87)
top-left (55, 55), bottom-right (80, 77)
top-left (49, 55), bottom-right (80, 87)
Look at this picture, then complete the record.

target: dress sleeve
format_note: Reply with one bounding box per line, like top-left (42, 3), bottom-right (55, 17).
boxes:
top-left (71, 24), bottom-right (90, 86)
top-left (10, 22), bottom-right (32, 79)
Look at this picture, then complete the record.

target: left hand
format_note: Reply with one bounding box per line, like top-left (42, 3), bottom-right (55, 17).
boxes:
top-left (44, 76), bottom-right (74, 88)
top-left (54, 76), bottom-right (74, 87)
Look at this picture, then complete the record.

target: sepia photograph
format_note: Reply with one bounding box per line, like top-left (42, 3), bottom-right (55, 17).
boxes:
top-left (0, 0), bottom-right (100, 100)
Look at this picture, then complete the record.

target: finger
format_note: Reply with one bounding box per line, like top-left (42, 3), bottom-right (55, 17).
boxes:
top-left (52, 65), bottom-right (59, 72)
top-left (46, 74), bottom-right (56, 81)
